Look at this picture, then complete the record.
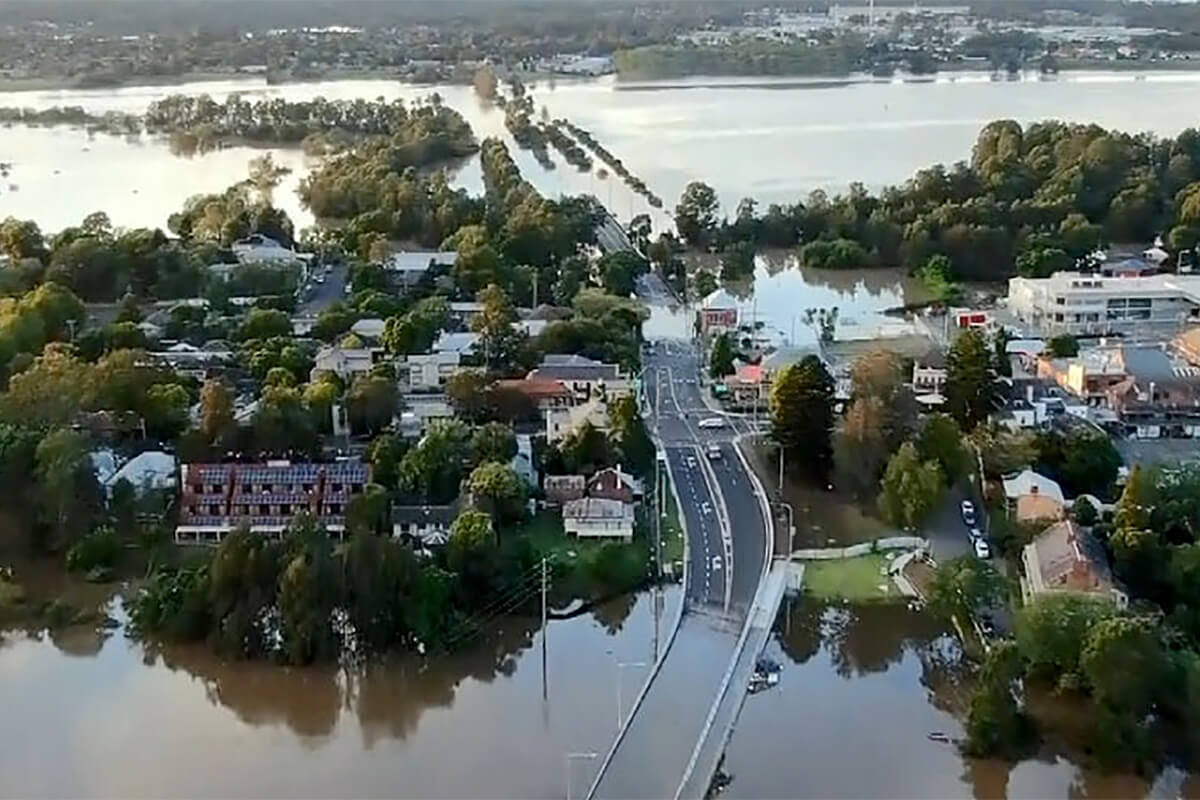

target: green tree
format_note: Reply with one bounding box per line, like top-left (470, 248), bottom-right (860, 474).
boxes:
top-left (916, 413), bottom-right (966, 484)
top-left (1046, 334), bottom-right (1079, 358)
top-left (709, 332), bottom-right (736, 379)
top-left (447, 509), bottom-right (496, 573)
top-left (877, 441), bottom-right (943, 529)
top-left (609, 395), bottom-right (655, 477)
top-left (345, 483), bottom-right (390, 535)
top-left (472, 283), bottom-right (528, 373)
top-left (34, 427), bottom-right (100, 552)
top-left (598, 251), bottom-right (648, 297)
top-left (236, 308), bottom-right (291, 341)
top-left (252, 385), bottom-right (317, 456)
top-left (963, 641), bottom-right (1034, 759)
top-left (770, 355), bottom-right (834, 481)
top-left (693, 269), bottom-right (717, 300)
top-left (674, 181), bottom-right (719, 247)
top-left (470, 422), bottom-right (517, 465)
top-left (466, 461), bottom-right (525, 524)
top-left (926, 555), bottom-right (1006, 623)
top-left (365, 432), bottom-right (406, 490)
top-left (1015, 592), bottom-right (1115, 685)
top-left (143, 382), bottom-right (190, 439)
top-left (945, 329), bottom-right (995, 429)
top-left (345, 373), bottom-right (396, 435)
top-left (398, 419), bottom-right (470, 503)
top-left (277, 520), bottom-right (341, 665)
top-left (199, 379), bottom-right (236, 446)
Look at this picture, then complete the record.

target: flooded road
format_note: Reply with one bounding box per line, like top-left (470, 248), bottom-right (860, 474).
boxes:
top-left (722, 599), bottom-right (1197, 799)
top-left (0, 586), bottom-right (677, 799)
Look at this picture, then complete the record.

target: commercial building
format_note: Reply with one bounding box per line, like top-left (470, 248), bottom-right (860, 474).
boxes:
top-left (697, 289), bottom-right (739, 334)
top-left (1007, 272), bottom-right (1200, 335)
top-left (176, 460), bottom-right (370, 542)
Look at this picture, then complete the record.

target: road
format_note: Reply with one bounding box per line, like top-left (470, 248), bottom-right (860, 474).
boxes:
top-left (298, 262), bottom-right (348, 314)
top-left (588, 329), bottom-right (769, 800)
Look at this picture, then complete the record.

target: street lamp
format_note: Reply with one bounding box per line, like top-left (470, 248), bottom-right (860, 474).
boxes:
top-left (565, 752), bottom-right (599, 800)
top-left (606, 649), bottom-right (648, 728)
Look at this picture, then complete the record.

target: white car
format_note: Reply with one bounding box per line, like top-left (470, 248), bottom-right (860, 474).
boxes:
top-left (706, 444), bottom-right (722, 460)
top-left (960, 500), bottom-right (977, 526)
top-left (698, 417), bottom-right (726, 429)
top-left (973, 538), bottom-right (991, 559)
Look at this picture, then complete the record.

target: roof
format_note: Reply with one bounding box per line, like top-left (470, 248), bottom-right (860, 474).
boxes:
top-left (183, 461), bottom-right (369, 485)
top-left (1027, 519), bottom-right (1115, 593)
top-left (433, 331), bottom-right (479, 354)
top-left (531, 354), bottom-right (620, 382)
top-left (1006, 339), bottom-right (1046, 356)
top-left (385, 251), bottom-right (457, 273)
top-left (108, 451), bottom-right (176, 489)
top-left (701, 288), bottom-right (739, 311)
top-left (496, 377), bottom-right (572, 400)
top-left (589, 466), bottom-right (643, 495)
top-left (731, 363), bottom-right (764, 384)
top-left (351, 318), bottom-right (387, 339)
top-left (545, 474), bottom-right (586, 488)
top-left (1121, 346), bottom-right (1200, 386)
top-left (562, 497), bottom-right (635, 520)
top-left (1002, 469), bottom-right (1065, 504)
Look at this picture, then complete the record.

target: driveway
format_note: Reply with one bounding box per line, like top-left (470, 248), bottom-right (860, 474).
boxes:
top-left (922, 487), bottom-right (974, 563)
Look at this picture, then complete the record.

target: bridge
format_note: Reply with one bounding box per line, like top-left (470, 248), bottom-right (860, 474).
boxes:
top-left (584, 336), bottom-right (789, 800)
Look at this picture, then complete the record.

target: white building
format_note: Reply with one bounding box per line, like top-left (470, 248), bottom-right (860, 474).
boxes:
top-left (528, 354), bottom-right (631, 404)
top-left (350, 318), bottom-right (387, 340)
top-left (401, 351), bottom-right (460, 392)
top-left (385, 251), bottom-right (457, 288)
top-left (511, 434), bottom-right (536, 487)
top-left (562, 497), bottom-right (634, 541)
top-left (310, 346), bottom-right (387, 382)
top-left (1008, 272), bottom-right (1200, 335)
top-left (106, 451), bottom-right (177, 497)
top-left (547, 397), bottom-right (612, 443)
top-left (231, 234), bottom-right (308, 265)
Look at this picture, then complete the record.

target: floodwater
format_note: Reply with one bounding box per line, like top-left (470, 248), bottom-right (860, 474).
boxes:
top-left (0, 585), bottom-right (679, 799)
top-left (4, 70), bottom-right (1200, 233)
top-left (723, 599), bottom-right (1197, 799)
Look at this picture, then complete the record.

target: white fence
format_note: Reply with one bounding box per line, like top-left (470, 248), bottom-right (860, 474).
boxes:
top-left (791, 536), bottom-right (927, 561)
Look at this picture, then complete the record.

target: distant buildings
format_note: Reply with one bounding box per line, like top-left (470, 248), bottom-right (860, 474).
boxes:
top-left (384, 251), bottom-right (457, 290)
top-left (176, 460), bottom-right (371, 542)
top-left (1008, 271), bottom-right (1200, 335)
top-left (231, 234), bottom-right (309, 266)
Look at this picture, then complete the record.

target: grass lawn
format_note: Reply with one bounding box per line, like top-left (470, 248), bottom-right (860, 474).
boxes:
top-left (659, 474), bottom-right (685, 571)
top-left (803, 554), bottom-right (900, 602)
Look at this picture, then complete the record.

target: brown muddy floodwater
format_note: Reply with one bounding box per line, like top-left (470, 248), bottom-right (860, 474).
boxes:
top-left (0, 586), bottom-right (678, 799)
top-left (723, 598), bottom-right (1197, 800)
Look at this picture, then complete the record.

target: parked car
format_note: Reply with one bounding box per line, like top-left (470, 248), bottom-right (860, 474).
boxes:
top-left (973, 538), bottom-right (991, 559)
top-left (960, 499), bottom-right (977, 526)
top-left (968, 526), bottom-right (983, 542)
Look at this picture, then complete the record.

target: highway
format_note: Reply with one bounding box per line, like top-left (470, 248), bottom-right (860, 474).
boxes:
top-left (588, 329), bottom-right (770, 800)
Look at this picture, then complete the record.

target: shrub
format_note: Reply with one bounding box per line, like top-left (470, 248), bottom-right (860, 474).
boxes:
top-left (65, 526), bottom-right (121, 572)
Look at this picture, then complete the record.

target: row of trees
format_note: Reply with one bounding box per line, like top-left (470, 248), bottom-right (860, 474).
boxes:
top-left (671, 120), bottom-right (1200, 283)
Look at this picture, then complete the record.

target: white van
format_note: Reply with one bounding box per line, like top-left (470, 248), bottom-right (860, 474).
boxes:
top-left (698, 417), bottom-right (726, 429)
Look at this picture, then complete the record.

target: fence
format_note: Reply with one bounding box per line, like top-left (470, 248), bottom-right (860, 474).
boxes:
top-left (791, 536), bottom-right (927, 561)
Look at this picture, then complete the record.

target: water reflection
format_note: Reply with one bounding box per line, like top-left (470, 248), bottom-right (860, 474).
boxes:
top-left (723, 599), bottom-right (1181, 799)
top-left (0, 587), bottom-right (676, 798)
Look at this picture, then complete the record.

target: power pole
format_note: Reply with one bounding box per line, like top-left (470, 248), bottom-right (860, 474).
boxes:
top-left (541, 556), bottom-right (548, 701)
top-left (532, 268), bottom-right (539, 310)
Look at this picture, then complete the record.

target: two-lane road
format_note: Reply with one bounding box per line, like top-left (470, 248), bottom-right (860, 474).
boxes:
top-left (666, 447), bottom-right (726, 608)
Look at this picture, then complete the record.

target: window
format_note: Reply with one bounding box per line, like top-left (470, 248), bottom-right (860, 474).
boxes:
top-left (188, 505), bottom-right (197, 515)
top-left (210, 484), bottom-right (222, 494)
top-left (259, 504), bottom-right (271, 515)
top-left (1055, 297), bottom-right (1066, 305)
top-left (1054, 313), bottom-right (1064, 322)
top-left (192, 483), bottom-right (204, 494)
top-left (329, 503), bottom-right (342, 515)
top-left (302, 484), bottom-right (313, 493)
top-left (330, 483), bottom-right (342, 493)
top-left (209, 504), bottom-right (221, 515)
top-left (280, 504), bottom-right (291, 515)
top-left (239, 504), bottom-right (249, 515)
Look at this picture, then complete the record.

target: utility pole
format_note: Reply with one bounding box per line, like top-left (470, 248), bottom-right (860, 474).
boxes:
top-left (777, 445), bottom-right (785, 493)
top-left (541, 556), bottom-right (548, 701)
top-left (532, 268), bottom-right (539, 310)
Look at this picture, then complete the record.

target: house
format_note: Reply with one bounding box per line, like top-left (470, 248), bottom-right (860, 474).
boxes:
top-left (698, 289), bottom-right (739, 333)
top-left (384, 251), bottom-right (457, 289)
top-left (391, 504), bottom-right (458, 546)
top-left (496, 377), bottom-right (575, 414)
top-left (1021, 519), bottom-right (1128, 607)
top-left (587, 466), bottom-right (643, 504)
top-left (231, 234), bottom-right (308, 265)
top-left (511, 434), bottom-right (536, 487)
top-left (1002, 469), bottom-right (1066, 522)
top-left (401, 351), bottom-right (460, 392)
top-left (547, 396), bottom-right (611, 442)
top-left (106, 450), bottom-right (177, 497)
top-left (912, 352), bottom-right (947, 394)
top-left (176, 460), bottom-right (371, 543)
top-left (397, 395), bottom-right (455, 437)
top-left (562, 497), bottom-right (635, 541)
top-left (310, 346), bottom-right (388, 382)
top-left (433, 331), bottom-right (480, 356)
top-left (527, 354), bottom-right (631, 403)
top-left (723, 363), bottom-right (767, 408)
top-left (545, 474), bottom-right (586, 504)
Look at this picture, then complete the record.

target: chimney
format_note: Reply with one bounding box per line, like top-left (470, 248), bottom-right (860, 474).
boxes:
top-left (1030, 484), bottom-right (1039, 495)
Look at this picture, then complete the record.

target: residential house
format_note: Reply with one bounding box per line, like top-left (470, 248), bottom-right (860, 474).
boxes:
top-left (495, 377), bottom-right (574, 417)
top-left (912, 351), bottom-right (948, 394)
top-left (385, 251), bottom-right (457, 289)
top-left (587, 466), bottom-right (643, 504)
top-left (698, 289), bottom-right (739, 334)
top-left (545, 474), bottom-right (586, 504)
top-left (528, 354), bottom-right (631, 404)
top-left (176, 460), bottom-right (370, 543)
top-left (562, 497), bottom-right (635, 541)
top-left (547, 396), bottom-right (611, 442)
top-left (433, 331), bottom-right (480, 356)
top-left (391, 504), bottom-right (458, 546)
top-left (397, 396), bottom-right (455, 437)
top-left (231, 234), bottom-right (309, 265)
top-left (106, 451), bottom-right (177, 498)
top-left (1021, 519), bottom-right (1128, 607)
top-left (310, 345), bottom-right (388, 382)
top-left (723, 363), bottom-right (767, 409)
top-left (351, 318), bottom-right (387, 340)
top-left (1002, 469), bottom-right (1066, 523)
top-left (401, 351), bottom-right (460, 392)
